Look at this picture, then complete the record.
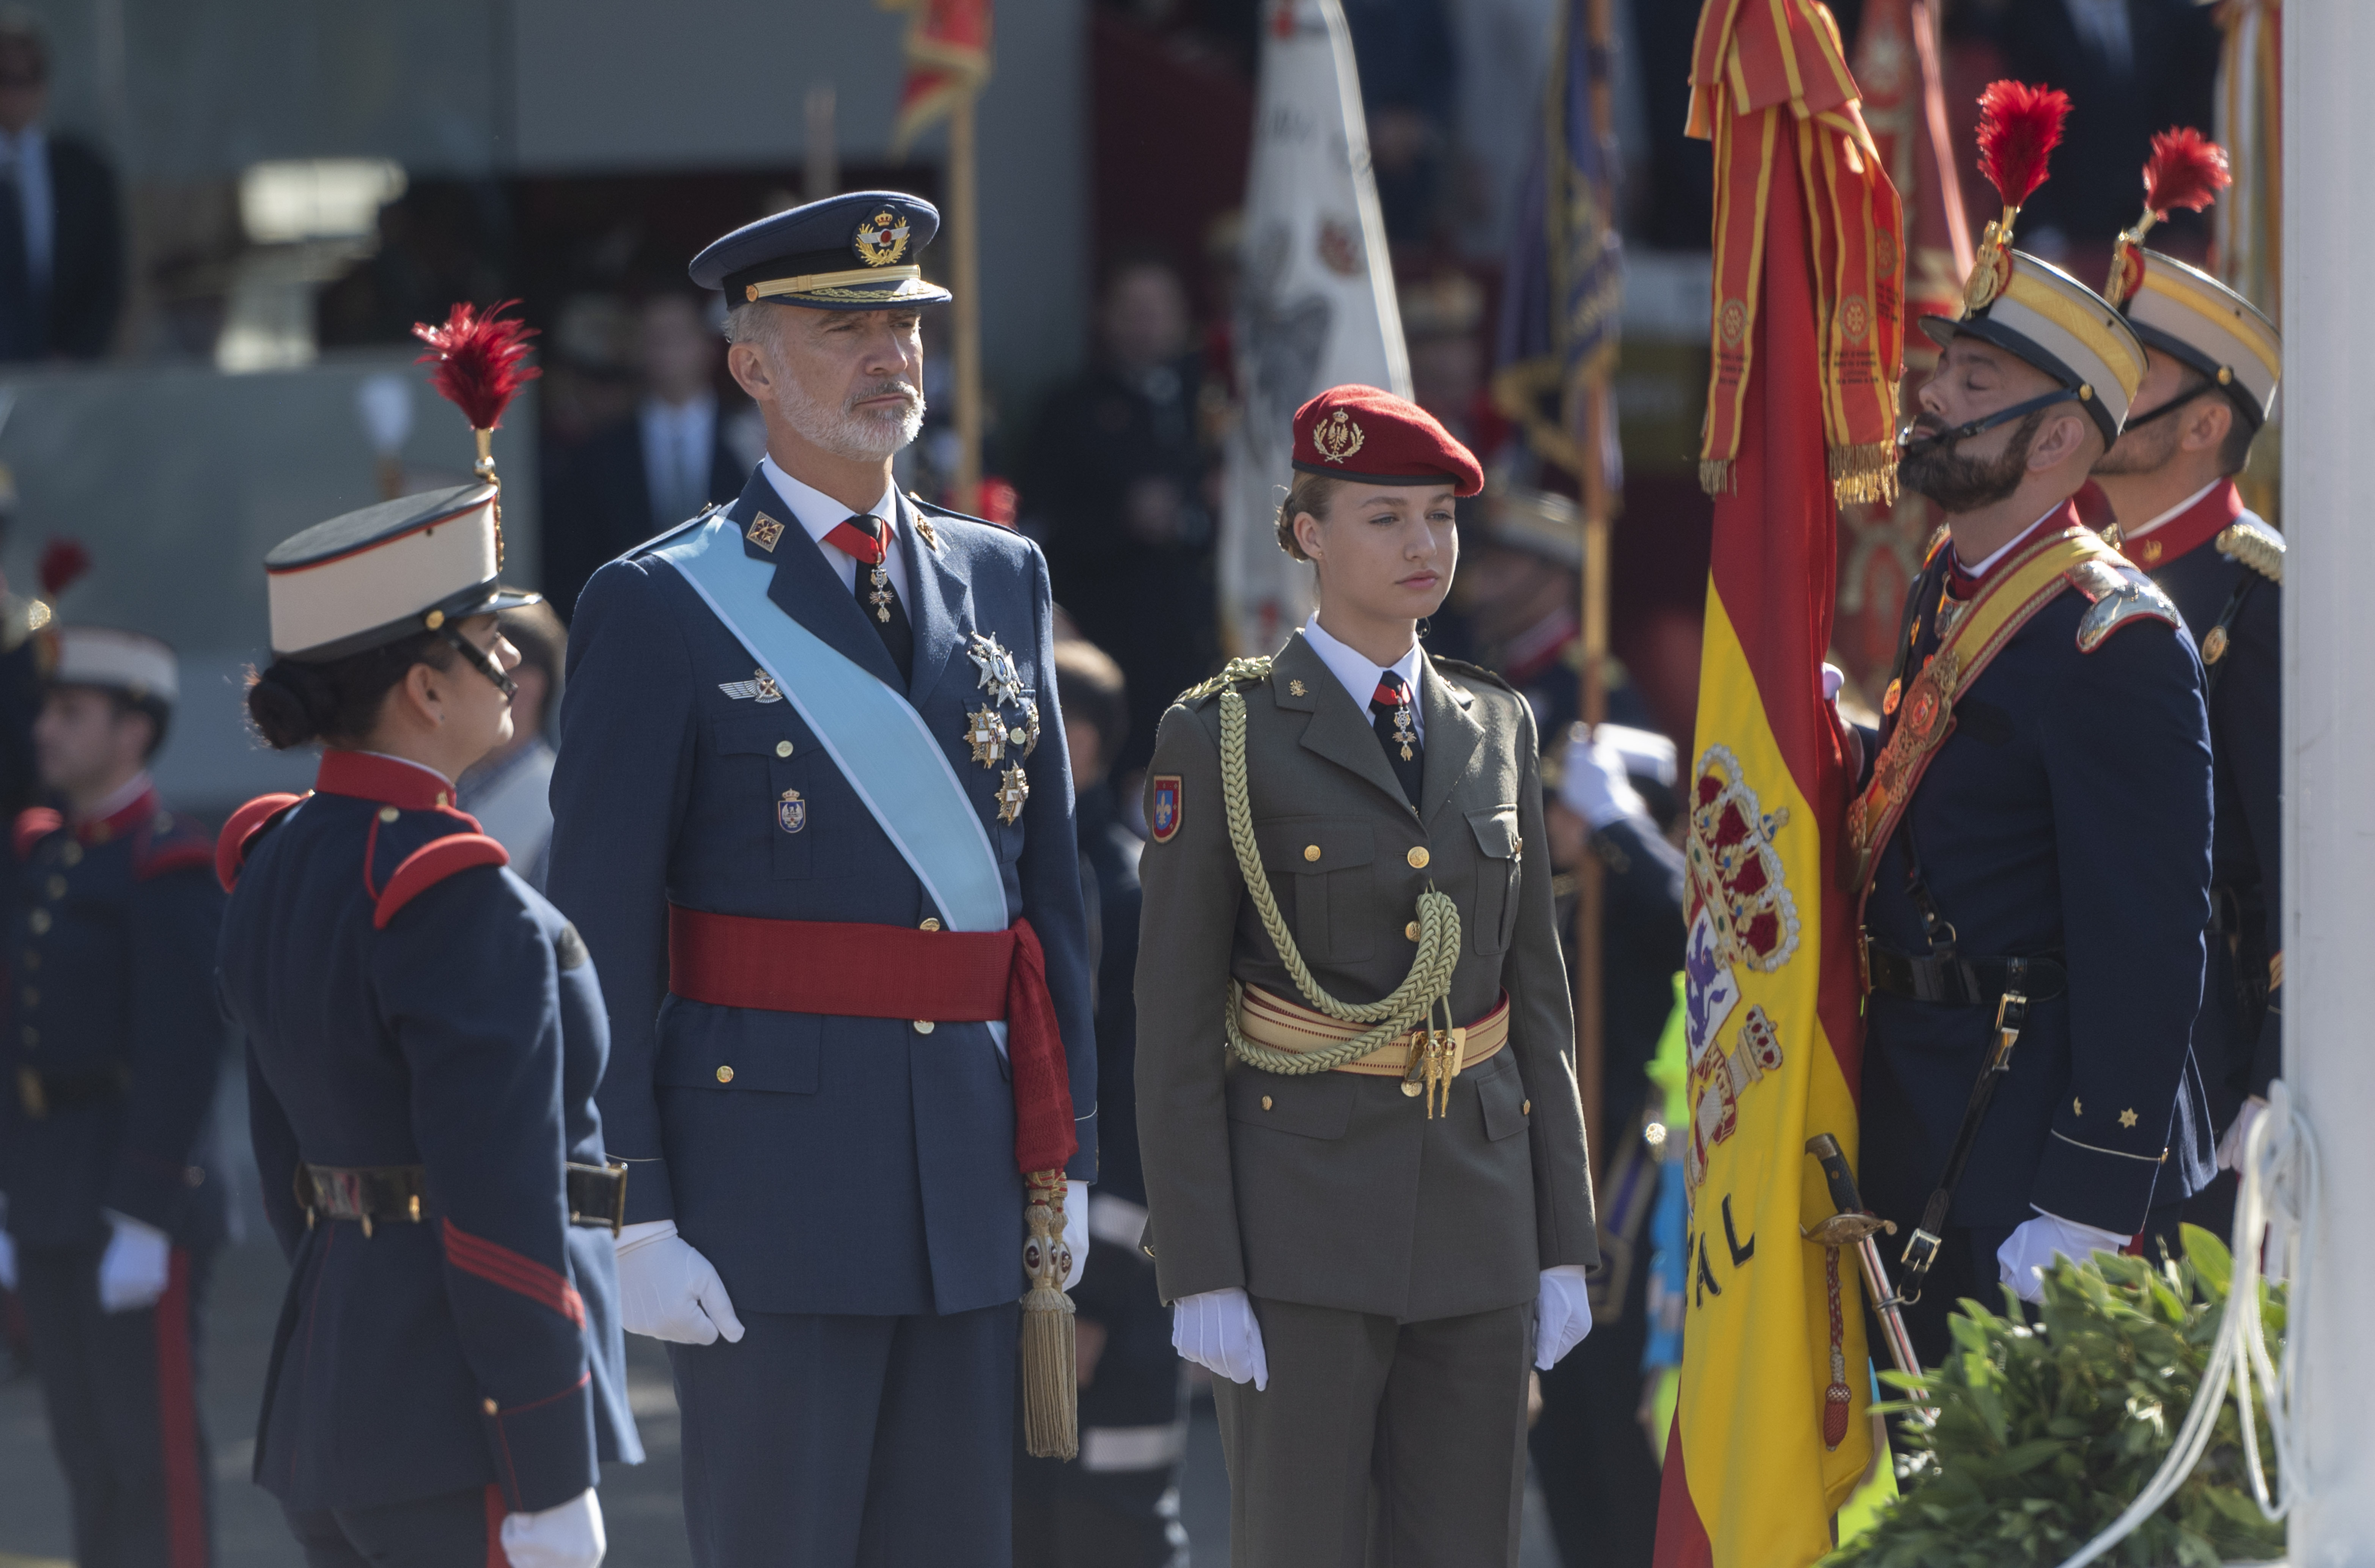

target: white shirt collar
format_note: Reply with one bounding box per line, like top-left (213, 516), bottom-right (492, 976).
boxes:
top-left (1301, 613), bottom-right (1425, 740)
top-left (757, 455), bottom-right (911, 605)
top-left (2118, 479), bottom-right (2223, 544)
top-left (1955, 504), bottom-right (2065, 581)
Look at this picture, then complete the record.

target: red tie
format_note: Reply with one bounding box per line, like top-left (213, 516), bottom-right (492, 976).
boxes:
top-left (826, 515), bottom-right (887, 566)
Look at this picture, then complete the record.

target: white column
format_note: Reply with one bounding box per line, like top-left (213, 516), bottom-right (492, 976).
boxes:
top-left (2285, 2), bottom-right (2375, 1559)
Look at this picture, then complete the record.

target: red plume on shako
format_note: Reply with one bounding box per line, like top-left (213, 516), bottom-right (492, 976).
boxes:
top-left (411, 300), bottom-right (540, 569)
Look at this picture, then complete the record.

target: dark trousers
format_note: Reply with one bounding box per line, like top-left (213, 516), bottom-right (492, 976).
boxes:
top-left (1014, 1458), bottom-right (1188, 1568)
top-left (18, 1242), bottom-right (215, 1568)
top-left (1213, 1296), bottom-right (1534, 1568)
top-left (284, 1486), bottom-right (500, 1568)
top-left (670, 1301), bottom-right (1019, 1568)
top-left (1530, 1241), bottom-right (1661, 1568)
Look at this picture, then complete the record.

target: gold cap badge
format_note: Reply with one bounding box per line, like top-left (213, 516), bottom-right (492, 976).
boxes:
top-left (1312, 408), bottom-right (1366, 465)
top-left (853, 210), bottom-right (911, 268)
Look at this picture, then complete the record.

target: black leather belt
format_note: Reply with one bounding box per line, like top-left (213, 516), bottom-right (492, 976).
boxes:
top-left (16, 1064), bottom-right (126, 1119)
top-left (298, 1160), bottom-right (628, 1236)
top-left (1863, 943), bottom-right (2067, 1006)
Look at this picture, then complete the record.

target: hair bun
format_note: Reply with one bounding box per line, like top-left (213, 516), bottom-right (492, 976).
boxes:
top-left (245, 660), bottom-right (339, 750)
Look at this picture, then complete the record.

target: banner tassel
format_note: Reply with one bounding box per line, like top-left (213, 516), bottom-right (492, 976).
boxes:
top-left (1019, 1169), bottom-right (1078, 1460)
top-left (1828, 441), bottom-right (1901, 506)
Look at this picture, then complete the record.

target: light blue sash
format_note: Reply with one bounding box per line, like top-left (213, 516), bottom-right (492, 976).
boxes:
top-left (654, 514), bottom-right (1009, 933)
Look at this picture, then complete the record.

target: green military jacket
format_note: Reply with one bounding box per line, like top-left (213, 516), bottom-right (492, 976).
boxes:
top-left (1134, 630), bottom-right (1598, 1323)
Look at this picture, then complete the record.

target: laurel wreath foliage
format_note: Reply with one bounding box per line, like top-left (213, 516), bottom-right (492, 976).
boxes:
top-left (1825, 1226), bottom-right (2285, 1568)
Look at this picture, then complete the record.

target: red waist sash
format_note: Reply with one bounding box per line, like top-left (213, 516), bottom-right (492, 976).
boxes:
top-left (667, 905), bottom-right (1078, 1175)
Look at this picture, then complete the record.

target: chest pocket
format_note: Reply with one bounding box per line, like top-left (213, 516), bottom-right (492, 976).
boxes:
top-left (1467, 806), bottom-right (1521, 956)
top-left (1254, 817), bottom-right (1375, 964)
top-left (713, 714), bottom-right (816, 879)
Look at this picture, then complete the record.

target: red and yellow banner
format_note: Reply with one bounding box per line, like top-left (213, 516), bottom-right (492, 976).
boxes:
top-left (880, 0), bottom-right (992, 156)
top-left (1691, 0), bottom-right (1904, 504)
top-left (1656, 7), bottom-right (1888, 1564)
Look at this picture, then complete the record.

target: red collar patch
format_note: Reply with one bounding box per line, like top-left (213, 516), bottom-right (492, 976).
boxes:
top-left (315, 751), bottom-right (456, 812)
top-left (2123, 479), bottom-right (2244, 570)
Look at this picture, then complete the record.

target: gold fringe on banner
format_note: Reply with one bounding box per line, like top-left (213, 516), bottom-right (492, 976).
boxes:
top-left (1700, 458), bottom-right (1738, 496)
top-left (1019, 1169), bottom-right (1079, 1460)
top-left (1828, 441), bottom-right (1900, 505)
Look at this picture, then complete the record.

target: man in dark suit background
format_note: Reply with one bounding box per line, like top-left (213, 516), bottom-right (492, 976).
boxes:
top-left (0, 11), bottom-right (123, 361)
top-left (543, 290), bottom-right (748, 617)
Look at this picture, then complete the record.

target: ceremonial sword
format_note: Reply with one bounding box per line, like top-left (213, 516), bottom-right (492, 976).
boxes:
top-left (1804, 1133), bottom-right (1925, 1390)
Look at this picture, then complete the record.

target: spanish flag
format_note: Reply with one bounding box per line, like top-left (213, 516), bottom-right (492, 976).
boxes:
top-left (880, 0), bottom-right (992, 156)
top-left (1654, 2), bottom-right (1900, 1564)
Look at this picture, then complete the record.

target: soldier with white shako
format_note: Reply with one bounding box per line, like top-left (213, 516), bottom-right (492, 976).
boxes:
top-left (217, 481), bottom-right (639, 1568)
top-left (2085, 129), bottom-right (2284, 1235)
top-left (0, 604), bottom-right (226, 1568)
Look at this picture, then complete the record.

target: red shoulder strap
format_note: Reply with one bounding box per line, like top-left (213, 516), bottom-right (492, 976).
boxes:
top-left (215, 793), bottom-right (304, 891)
top-left (373, 833), bottom-right (509, 929)
top-left (13, 807), bottom-right (60, 860)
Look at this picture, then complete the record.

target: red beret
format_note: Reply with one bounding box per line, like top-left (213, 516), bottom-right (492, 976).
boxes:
top-left (1290, 385), bottom-right (1484, 496)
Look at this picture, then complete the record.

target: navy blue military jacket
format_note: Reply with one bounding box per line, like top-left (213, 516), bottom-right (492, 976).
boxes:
top-left (0, 784), bottom-right (225, 1250)
top-left (548, 470), bottom-right (1097, 1321)
top-left (1859, 517), bottom-right (2215, 1236)
top-left (217, 752), bottom-right (639, 1515)
top-left (2128, 480), bottom-right (2282, 1120)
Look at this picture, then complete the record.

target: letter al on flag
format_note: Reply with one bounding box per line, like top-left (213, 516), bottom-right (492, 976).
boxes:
top-left (1150, 775), bottom-right (1183, 843)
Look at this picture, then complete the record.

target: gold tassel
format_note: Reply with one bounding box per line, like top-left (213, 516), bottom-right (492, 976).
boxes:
top-left (1698, 457), bottom-right (1736, 497)
top-left (1019, 1169), bottom-right (1078, 1460)
top-left (1828, 441), bottom-right (1901, 506)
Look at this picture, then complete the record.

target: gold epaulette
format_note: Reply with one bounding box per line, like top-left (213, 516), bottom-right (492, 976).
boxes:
top-left (0, 592), bottom-right (50, 654)
top-left (2216, 517), bottom-right (2284, 585)
top-left (1176, 656), bottom-right (1274, 705)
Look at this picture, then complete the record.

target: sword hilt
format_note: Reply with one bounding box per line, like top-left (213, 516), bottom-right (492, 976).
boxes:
top-left (1806, 1133), bottom-right (1867, 1219)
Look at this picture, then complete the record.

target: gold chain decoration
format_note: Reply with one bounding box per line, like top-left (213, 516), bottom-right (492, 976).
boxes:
top-left (1212, 677), bottom-right (1462, 1074)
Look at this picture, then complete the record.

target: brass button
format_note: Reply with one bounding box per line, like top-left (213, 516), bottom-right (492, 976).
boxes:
top-left (45, 874), bottom-right (64, 899)
top-left (1261, 1095), bottom-right (1273, 1111)
top-left (715, 1065), bottom-right (735, 1084)
top-left (1009, 728), bottom-right (1028, 746)
top-left (377, 806), bottom-right (399, 823)
top-left (1406, 847), bottom-right (1430, 869)
top-left (1522, 1099), bottom-right (1532, 1115)
top-left (920, 917), bottom-right (942, 931)
top-left (28, 908), bottom-right (49, 935)
top-left (1405, 922), bottom-right (1420, 941)
top-left (59, 842), bottom-right (80, 866)
top-left (483, 1397), bottom-right (499, 1415)
top-left (1303, 844), bottom-right (1321, 862)
top-left (775, 740), bottom-right (794, 758)
top-left (914, 1020), bottom-right (936, 1034)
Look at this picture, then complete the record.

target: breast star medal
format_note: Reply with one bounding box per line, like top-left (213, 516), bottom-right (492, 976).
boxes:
top-left (966, 705), bottom-right (1008, 767)
top-left (967, 632), bottom-right (1024, 706)
top-left (997, 764), bottom-right (1030, 825)
top-left (1017, 698), bottom-right (1041, 757)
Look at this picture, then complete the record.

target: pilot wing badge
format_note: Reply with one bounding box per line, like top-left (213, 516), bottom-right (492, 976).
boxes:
top-left (719, 669), bottom-right (784, 703)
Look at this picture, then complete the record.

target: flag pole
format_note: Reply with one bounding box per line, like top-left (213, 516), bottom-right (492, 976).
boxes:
top-left (950, 93), bottom-right (984, 506)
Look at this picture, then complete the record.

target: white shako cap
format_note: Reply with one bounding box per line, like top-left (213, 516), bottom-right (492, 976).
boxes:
top-left (52, 626), bottom-right (178, 704)
top-left (1922, 249), bottom-right (2148, 445)
top-left (265, 484), bottom-right (537, 661)
top-left (2113, 248), bottom-right (2281, 428)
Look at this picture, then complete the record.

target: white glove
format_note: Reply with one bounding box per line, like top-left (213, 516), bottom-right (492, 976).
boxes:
top-left (502, 1487), bottom-right (604, 1568)
top-left (1063, 1180), bottom-right (1088, 1292)
top-left (613, 1220), bottom-right (744, 1345)
top-left (1996, 1211), bottom-right (2128, 1304)
top-left (1559, 729), bottom-right (1648, 829)
top-left (98, 1210), bottom-right (172, 1314)
top-left (2216, 1095), bottom-right (2270, 1174)
top-left (0, 1196), bottom-right (16, 1292)
top-left (1821, 662), bottom-right (1846, 702)
top-left (1171, 1286), bottom-right (1268, 1390)
top-left (1534, 1265), bottom-right (1595, 1370)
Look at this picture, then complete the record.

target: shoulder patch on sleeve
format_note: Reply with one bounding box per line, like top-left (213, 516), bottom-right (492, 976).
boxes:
top-left (372, 833), bottom-right (510, 929)
top-left (2067, 561), bottom-right (2182, 653)
top-left (2216, 517), bottom-right (2284, 585)
top-left (215, 793), bottom-right (304, 891)
top-left (13, 806), bottom-right (60, 859)
top-left (1149, 775), bottom-right (1183, 843)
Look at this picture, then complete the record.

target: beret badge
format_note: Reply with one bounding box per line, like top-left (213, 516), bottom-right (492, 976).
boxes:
top-left (1312, 408), bottom-right (1366, 465)
top-left (853, 209), bottom-right (912, 268)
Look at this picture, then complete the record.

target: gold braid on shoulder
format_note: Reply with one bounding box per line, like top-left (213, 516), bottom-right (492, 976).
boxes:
top-left (1211, 674), bottom-right (1462, 1074)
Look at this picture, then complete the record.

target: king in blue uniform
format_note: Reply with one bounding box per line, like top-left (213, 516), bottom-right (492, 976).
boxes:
top-left (547, 192), bottom-right (1098, 1568)
top-left (2087, 198), bottom-right (2285, 1237)
top-left (218, 486), bottom-right (637, 1568)
top-left (0, 622), bottom-right (224, 1568)
top-left (1848, 160), bottom-right (2215, 1367)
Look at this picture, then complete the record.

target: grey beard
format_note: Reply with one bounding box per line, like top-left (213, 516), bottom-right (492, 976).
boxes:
top-left (780, 377), bottom-right (926, 461)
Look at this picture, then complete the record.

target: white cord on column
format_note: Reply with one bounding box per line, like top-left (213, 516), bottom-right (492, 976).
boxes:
top-left (2051, 1078), bottom-right (2317, 1568)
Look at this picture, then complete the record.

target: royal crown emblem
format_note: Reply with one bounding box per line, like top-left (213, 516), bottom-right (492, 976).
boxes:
top-left (852, 210), bottom-right (911, 268)
top-left (1312, 408), bottom-right (1366, 465)
top-left (1684, 745), bottom-right (1801, 976)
